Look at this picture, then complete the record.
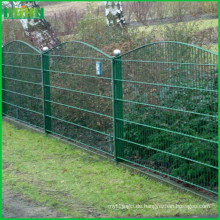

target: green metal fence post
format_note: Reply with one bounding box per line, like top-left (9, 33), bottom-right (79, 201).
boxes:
top-left (2, 46), bottom-right (6, 115)
top-left (112, 49), bottom-right (124, 162)
top-left (42, 47), bottom-right (51, 133)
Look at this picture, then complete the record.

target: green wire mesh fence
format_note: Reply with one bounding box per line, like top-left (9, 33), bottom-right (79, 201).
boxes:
top-left (117, 42), bottom-right (218, 195)
top-left (42, 41), bottom-right (113, 155)
top-left (2, 40), bottom-right (218, 195)
top-left (2, 41), bottom-right (43, 128)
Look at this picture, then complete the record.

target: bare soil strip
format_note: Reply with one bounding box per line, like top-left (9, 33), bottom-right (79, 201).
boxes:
top-left (2, 186), bottom-right (67, 218)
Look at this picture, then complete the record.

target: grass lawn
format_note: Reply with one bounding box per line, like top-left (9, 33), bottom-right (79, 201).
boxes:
top-left (2, 121), bottom-right (218, 218)
top-left (135, 19), bottom-right (218, 35)
top-left (131, 19), bottom-right (218, 54)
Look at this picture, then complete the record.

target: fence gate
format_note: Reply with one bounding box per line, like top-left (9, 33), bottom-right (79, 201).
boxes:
top-left (2, 40), bottom-right (218, 195)
top-left (115, 42), bottom-right (218, 195)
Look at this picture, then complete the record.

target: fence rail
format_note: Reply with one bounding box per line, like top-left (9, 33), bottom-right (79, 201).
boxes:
top-left (2, 40), bottom-right (218, 196)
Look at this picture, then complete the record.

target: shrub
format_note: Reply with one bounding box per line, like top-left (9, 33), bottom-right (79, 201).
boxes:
top-left (60, 3), bottom-right (147, 54)
top-left (161, 20), bottom-right (200, 44)
top-left (124, 62), bottom-right (218, 188)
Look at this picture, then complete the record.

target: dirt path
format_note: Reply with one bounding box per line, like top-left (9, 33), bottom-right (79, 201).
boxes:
top-left (2, 186), bottom-right (67, 218)
top-left (2, 187), bottom-right (218, 218)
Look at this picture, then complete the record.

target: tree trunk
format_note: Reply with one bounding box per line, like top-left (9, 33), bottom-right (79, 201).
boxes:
top-left (105, 1), bottom-right (126, 28)
top-left (3, 1), bottom-right (60, 51)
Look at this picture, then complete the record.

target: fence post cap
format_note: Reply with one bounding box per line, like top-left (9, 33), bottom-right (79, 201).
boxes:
top-left (43, 47), bottom-right (49, 51)
top-left (113, 49), bottom-right (121, 56)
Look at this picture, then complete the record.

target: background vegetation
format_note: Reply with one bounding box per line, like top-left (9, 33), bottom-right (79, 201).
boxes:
top-left (2, 1), bottom-right (218, 53)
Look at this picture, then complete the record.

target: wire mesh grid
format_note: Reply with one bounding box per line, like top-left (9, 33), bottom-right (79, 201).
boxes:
top-left (42, 41), bottom-right (114, 155)
top-left (2, 41), bottom-right (43, 128)
top-left (118, 42), bottom-right (218, 194)
top-left (2, 40), bottom-right (218, 195)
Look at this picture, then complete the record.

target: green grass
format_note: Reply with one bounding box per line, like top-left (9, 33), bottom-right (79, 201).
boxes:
top-left (2, 121), bottom-right (218, 218)
top-left (131, 18), bottom-right (218, 53)
top-left (135, 19), bottom-right (218, 35)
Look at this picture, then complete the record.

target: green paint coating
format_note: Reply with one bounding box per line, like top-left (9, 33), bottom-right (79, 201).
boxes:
top-left (2, 49), bottom-right (6, 115)
top-left (113, 56), bottom-right (124, 162)
top-left (1, 40), bottom-right (218, 196)
top-left (42, 52), bottom-right (51, 134)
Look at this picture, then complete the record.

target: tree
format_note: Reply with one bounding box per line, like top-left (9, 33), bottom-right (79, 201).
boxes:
top-left (2, 1), bottom-right (60, 51)
top-left (131, 2), bottom-right (153, 26)
top-left (105, 1), bottom-right (126, 28)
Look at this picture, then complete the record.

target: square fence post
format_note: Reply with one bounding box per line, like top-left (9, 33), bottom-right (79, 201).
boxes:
top-left (42, 48), bottom-right (51, 133)
top-left (112, 49), bottom-right (124, 162)
top-left (2, 46), bottom-right (6, 115)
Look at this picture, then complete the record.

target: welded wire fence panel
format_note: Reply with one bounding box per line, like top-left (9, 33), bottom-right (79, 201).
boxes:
top-left (43, 41), bottom-right (114, 155)
top-left (117, 42), bottom-right (218, 194)
top-left (2, 41), bottom-right (43, 128)
top-left (2, 40), bottom-right (218, 195)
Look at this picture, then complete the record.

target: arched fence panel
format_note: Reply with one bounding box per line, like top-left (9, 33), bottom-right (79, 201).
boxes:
top-left (2, 41), bottom-right (43, 128)
top-left (42, 41), bottom-right (114, 155)
top-left (116, 41), bottom-right (218, 194)
top-left (2, 40), bottom-right (218, 196)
